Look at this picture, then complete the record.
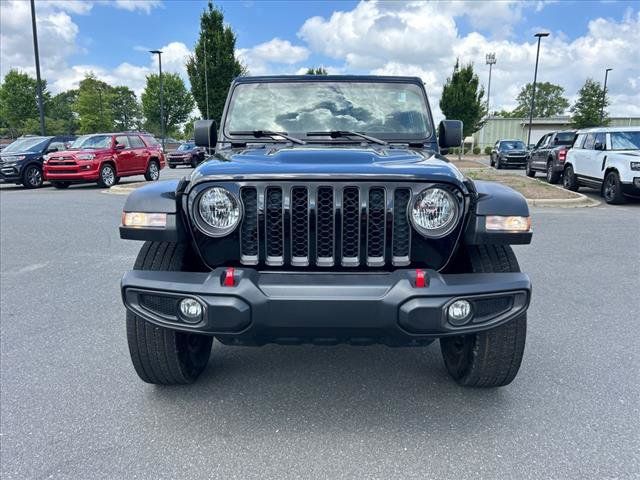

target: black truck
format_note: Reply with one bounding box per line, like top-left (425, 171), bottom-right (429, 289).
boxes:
top-left (525, 130), bottom-right (576, 183)
top-left (119, 76), bottom-right (533, 388)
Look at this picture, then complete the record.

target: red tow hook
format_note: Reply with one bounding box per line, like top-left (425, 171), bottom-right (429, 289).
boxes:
top-left (414, 269), bottom-right (428, 288)
top-left (223, 267), bottom-right (236, 287)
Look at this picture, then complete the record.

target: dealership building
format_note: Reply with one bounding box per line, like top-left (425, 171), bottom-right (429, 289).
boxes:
top-left (473, 116), bottom-right (640, 149)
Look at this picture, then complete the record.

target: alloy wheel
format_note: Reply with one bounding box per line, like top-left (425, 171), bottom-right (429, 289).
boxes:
top-left (102, 166), bottom-right (115, 186)
top-left (26, 166), bottom-right (42, 187)
top-left (149, 162), bottom-right (159, 180)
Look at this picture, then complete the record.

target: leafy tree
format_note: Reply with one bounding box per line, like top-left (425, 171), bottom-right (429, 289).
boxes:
top-left (141, 72), bottom-right (194, 137)
top-left (0, 70), bottom-right (49, 134)
top-left (439, 60), bottom-right (486, 137)
top-left (510, 82), bottom-right (569, 117)
top-left (47, 90), bottom-right (79, 134)
top-left (74, 74), bottom-right (114, 133)
top-left (571, 78), bottom-right (608, 128)
top-left (182, 115), bottom-right (200, 140)
top-left (111, 86), bottom-right (141, 131)
top-left (306, 67), bottom-right (328, 75)
top-left (186, 1), bottom-right (245, 123)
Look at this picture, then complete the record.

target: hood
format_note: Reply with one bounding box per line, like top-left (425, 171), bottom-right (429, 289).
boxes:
top-left (191, 145), bottom-right (465, 186)
top-left (49, 148), bottom-right (111, 158)
top-left (0, 150), bottom-right (40, 160)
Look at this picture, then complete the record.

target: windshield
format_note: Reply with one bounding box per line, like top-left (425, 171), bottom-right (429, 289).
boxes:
top-left (610, 131), bottom-right (640, 150)
top-left (177, 143), bottom-right (194, 151)
top-left (500, 141), bottom-right (526, 150)
top-left (555, 132), bottom-right (575, 145)
top-left (2, 137), bottom-right (49, 154)
top-left (70, 135), bottom-right (112, 150)
top-left (224, 81), bottom-right (433, 141)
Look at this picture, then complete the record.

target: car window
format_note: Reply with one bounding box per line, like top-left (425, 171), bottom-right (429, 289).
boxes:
top-left (70, 135), bottom-right (111, 149)
top-left (48, 142), bottom-right (65, 152)
top-left (142, 136), bottom-right (161, 147)
top-left (583, 133), bottom-right (596, 150)
top-left (609, 131), bottom-right (640, 150)
top-left (115, 136), bottom-right (130, 148)
top-left (499, 140), bottom-right (525, 150)
top-left (555, 132), bottom-right (575, 145)
top-left (573, 134), bottom-right (586, 149)
top-left (128, 135), bottom-right (145, 148)
top-left (534, 135), bottom-right (547, 149)
top-left (2, 137), bottom-right (49, 153)
top-left (594, 132), bottom-right (606, 149)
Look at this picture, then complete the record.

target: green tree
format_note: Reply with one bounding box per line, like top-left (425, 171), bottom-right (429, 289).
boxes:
top-left (305, 67), bottom-right (328, 75)
top-left (111, 86), bottom-right (141, 131)
top-left (182, 115), bottom-right (200, 140)
top-left (439, 60), bottom-right (486, 137)
top-left (74, 74), bottom-right (114, 133)
top-left (141, 73), bottom-right (194, 137)
top-left (510, 82), bottom-right (569, 117)
top-left (186, 1), bottom-right (245, 123)
top-left (0, 70), bottom-right (49, 135)
top-left (571, 78), bottom-right (608, 128)
top-left (47, 90), bottom-right (79, 134)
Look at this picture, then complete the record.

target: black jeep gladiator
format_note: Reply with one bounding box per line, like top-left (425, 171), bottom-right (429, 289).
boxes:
top-left (120, 76), bottom-right (532, 388)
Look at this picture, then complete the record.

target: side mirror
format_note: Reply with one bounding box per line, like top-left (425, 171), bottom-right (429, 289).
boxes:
top-left (115, 143), bottom-right (125, 150)
top-left (594, 141), bottom-right (606, 151)
top-left (438, 120), bottom-right (463, 149)
top-left (194, 120), bottom-right (217, 149)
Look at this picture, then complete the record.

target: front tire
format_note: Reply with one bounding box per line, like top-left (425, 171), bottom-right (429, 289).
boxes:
top-left (126, 242), bottom-right (213, 385)
top-left (97, 164), bottom-right (116, 188)
top-left (495, 156), bottom-right (503, 169)
top-left (603, 171), bottom-right (626, 204)
top-left (440, 245), bottom-right (527, 388)
top-left (525, 160), bottom-right (535, 177)
top-left (144, 159), bottom-right (160, 181)
top-left (546, 161), bottom-right (560, 184)
top-left (22, 164), bottom-right (43, 188)
top-left (562, 165), bottom-right (579, 191)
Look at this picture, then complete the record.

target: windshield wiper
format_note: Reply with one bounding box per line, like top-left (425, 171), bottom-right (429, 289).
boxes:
top-left (306, 130), bottom-right (387, 145)
top-left (229, 130), bottom-right (305, 145)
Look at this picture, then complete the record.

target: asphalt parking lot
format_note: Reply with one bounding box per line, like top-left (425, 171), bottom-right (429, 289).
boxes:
top-left (1, 168), bottom-right (639, 479)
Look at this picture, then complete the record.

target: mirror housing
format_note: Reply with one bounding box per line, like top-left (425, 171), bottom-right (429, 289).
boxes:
top-left (594, 141), bottom-right (606, 151)
top-left (438, 120), bottom-right (463, 149)
top-left (194, 120), bottom-right (217, 149)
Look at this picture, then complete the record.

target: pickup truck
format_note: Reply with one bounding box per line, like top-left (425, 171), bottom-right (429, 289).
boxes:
top-left (525, 130), bottom-right (576, 183)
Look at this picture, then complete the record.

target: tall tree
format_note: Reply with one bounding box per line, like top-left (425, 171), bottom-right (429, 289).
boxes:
top-left (47, 90), bottom-right (79, 134)
top-left (111, 86), bottom-right (141, 131)
top-left (571, 78), bottom-right (608, 128)
top-left (439, 60), bottom-right (486, 137)
top-left (510, 82), bottom-right (569, 117)
top-left (0, 70), bottom-right (49, 135)
top-left (306, 67), bottom-right (328, 75)
top-left (186, 1), bottom-right (245, 124)
top-left (74, 74), bottom-right (114, 133)
top-left (141, 73), bottom-right (194, 137)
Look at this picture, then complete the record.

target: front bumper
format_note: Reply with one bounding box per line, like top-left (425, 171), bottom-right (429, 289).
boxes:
top-left (0, 164), bottom-right (22, 183)
top-left (44, 164), bottom-right (99, 182)
top-left (501, 155), bottom-right (527, 166)
top-left (168, 155), bottom-right (191, 165)
top-left (121, 268), bottom-right (531, 346)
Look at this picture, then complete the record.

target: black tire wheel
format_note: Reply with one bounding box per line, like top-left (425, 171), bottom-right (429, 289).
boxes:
top-left (169, 164), bottom-right (176, 169)
top-left (22, 164), bottom-right (43, 188)
top-left (562, 165), bottom-right (579, 191)
top-left (546, 161), bottom-right (560, 184)
top-left (440, 245), bottom-right (527, 388)
top-left (52, 181), bottom-right (71, 189)
top-left (525, 160), bottom-right (535, 178)
top-left (97, 164), bottom-right (116, 188)
top-left (495, 156), bottom-right (503, 169)
top-left (127, 242), bottom-right (213, 385)
top-left (144, 160), bottom-right (160, 181)
top-left (490, 155), bottom-right (495, 167)
top-left (603, 171), bottom-right (626, 204)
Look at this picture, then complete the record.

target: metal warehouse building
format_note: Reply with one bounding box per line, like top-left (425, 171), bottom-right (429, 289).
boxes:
top-left (473, 116), bottom-right (640, 149)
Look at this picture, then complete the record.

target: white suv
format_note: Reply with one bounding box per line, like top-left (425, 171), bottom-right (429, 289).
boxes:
top-left (563, 126), bottom-right (640, 204)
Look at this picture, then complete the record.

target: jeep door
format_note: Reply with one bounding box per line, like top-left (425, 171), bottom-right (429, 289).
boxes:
top-left (113, 135), bottom-right (135, 174)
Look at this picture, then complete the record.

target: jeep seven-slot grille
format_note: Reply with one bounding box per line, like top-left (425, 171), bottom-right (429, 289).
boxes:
top-left (239, 184), bottom-right (413, 267)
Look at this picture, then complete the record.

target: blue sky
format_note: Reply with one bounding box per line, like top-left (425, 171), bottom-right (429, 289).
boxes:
top-left (1, 0), bottom-right (639, 119)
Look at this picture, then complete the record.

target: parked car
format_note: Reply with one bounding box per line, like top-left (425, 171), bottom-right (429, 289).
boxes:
top-left (525, 130), bottom-right (576, 183)
top-left (563, 126), bottom-right (640, 204)
top-left (167, 142), bottom-right (205, 168)
top-left (43, 132), bottom-right (165, 188)
top-left (490, 139), bottom-right (528, 169)
top-left (119, 75), bottom-right (533, 388)
top-left (0, 135), bottom-right (76, 188)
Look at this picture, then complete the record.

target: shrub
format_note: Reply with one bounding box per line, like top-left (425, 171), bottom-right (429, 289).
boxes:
top-left (484, 146), bottom-right (492, 155)
top-left (473, 147), bottom-right (481, 155)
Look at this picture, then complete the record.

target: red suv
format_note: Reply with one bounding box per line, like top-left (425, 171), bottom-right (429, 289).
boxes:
top-left (43, 132), bottom-right (165, 188)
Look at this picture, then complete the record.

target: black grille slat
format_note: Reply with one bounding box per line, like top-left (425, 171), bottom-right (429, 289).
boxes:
top-left (341, 187), bottom-right (360, 266)
top-left (265, 187), bottom-right (284, 265)
top-left (366, 188), bottom-right (386, 266)
top-left (291, 187), bottom-right (309, 265)
top-left (240, 188), bottom-right (258, 263)
top-left (392, 188), bottom-right (411, 264)
top-left (316, 187), bottom-right (335, 266)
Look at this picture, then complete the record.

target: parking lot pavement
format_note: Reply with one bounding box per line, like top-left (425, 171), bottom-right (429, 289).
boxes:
top-left (1, 175), bottom-right (639, 479)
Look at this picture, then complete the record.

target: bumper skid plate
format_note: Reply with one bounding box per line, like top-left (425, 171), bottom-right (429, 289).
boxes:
top-left (121, 269), bottom-right (531, 346)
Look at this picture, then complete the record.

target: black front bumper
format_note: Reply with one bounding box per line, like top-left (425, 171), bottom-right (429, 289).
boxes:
top-left (501, 155), bottom-right (527, 167)
top-left (121, 268), bottom-right (531, 346)
top-left (0, 165), bottom-right (22, 183)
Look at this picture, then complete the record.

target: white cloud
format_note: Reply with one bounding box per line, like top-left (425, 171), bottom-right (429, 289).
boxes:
top-left (109, 0), bottom-right (163, 14)
top-left (237, 38), bottom-right (310, 75)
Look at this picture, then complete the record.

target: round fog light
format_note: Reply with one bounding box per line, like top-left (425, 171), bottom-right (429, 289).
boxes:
top-left (179, 298), bottom-right (203, 323)
top-left (448, 299), bottom-right (472, 326)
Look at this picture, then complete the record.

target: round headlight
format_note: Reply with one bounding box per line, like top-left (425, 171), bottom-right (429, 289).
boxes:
top-left (196, 187), bottom-right (241, 236)
top-left (410, 187), bottom-right (459, 238)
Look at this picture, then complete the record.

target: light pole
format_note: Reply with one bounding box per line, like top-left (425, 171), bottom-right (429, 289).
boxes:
top-left (485, 52), bottom-right (496, 115)
top-left (29, 0), bottom-right (45, 135)
top-left (150, 50), bottom-right (165, 151)
top-left (203, 38), bottom-right (210, 119)
top-left (527, 32), bottom-right (549, 146)
top-left (600, 68), bottom-right (612, 123)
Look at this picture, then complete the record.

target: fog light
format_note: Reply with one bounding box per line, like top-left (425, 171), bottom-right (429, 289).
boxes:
top-left (448, 299), bottom-right (472, 325)
top-left (179, 298), bottom-right (203, 323)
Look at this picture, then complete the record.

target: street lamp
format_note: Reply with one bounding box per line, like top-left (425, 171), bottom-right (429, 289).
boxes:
top-left (29, 0), bottom-right (45, 135)
top-left (150, 49), bottom-right (165, 151)
top-left (601, 68), bottom-right (612, 123)
top-left (527, 32), bottom-right (550, 146)
top-left (485, 52), bottom-right (496, 115)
